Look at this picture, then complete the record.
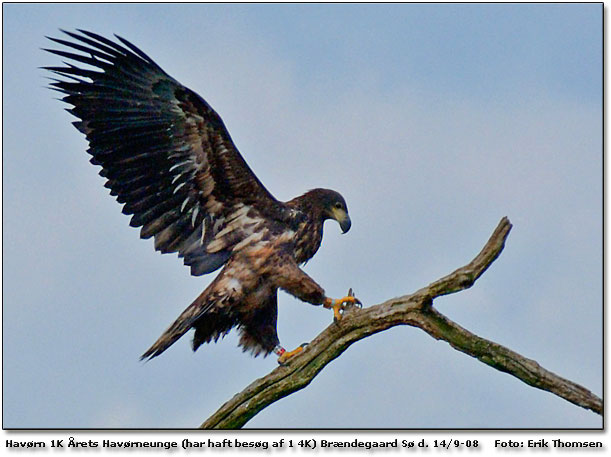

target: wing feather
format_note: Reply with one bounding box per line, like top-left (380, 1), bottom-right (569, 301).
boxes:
top-left (45, 30), bottom-right (287, 275)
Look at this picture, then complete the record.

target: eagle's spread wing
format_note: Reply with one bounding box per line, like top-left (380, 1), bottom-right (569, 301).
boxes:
top-left (45, 30), bottom-right (282, 275)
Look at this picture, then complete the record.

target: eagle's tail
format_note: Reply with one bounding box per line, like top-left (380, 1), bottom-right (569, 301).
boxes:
top-left (141, 290), bottom-right (215, 361)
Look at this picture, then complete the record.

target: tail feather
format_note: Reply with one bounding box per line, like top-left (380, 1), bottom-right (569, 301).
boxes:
top-left (141, 260), bottom-right (246, 360)
top-left (141, 293), bottom-right (214, 360)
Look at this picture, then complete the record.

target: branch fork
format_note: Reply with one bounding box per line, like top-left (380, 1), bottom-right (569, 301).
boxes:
top-left (201, 217), bottom-right (601, 429)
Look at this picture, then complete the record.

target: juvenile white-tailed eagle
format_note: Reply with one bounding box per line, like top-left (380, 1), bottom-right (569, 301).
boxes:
top-left (45, 30), bottom-right (360, 363)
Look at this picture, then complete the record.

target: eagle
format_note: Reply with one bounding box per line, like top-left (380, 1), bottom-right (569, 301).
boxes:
top-left (45, 30), bottom-right (360, 364)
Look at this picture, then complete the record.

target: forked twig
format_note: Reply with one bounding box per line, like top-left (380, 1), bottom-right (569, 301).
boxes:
top-left (201, 217), bottom-right (601, 428)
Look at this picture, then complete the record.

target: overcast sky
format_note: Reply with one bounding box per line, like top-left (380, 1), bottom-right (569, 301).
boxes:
top-left (3, 3), bottom-right (602, 429)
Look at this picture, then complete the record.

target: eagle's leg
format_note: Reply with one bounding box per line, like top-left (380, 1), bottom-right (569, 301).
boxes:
top-left (275, 343), bottom-right (308, 365)
top-left (323, 296), bottom-right (362, 322)
top-left (270, 256), bottom-right (361, 322)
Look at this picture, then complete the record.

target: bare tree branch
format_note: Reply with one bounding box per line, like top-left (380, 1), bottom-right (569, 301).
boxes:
top-left (200, 217), bottom-right (602, 429)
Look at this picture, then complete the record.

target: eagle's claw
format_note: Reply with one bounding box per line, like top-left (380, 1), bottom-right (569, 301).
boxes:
top-left (277, 343), bottom-right (308, 365)
top-left (346, 287), bottom-right (362, 308)
top-left (324, 294), bottom-right (362, 322)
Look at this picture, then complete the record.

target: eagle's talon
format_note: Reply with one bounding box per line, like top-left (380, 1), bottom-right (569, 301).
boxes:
top-left (333, 309), bottom-right (342, 323)
top-left (277, 343), bottom-right (308, 365)
top-left (333, 302), bottom-right (344, 322)
top-left (324, 295), bottom-right (361, 322)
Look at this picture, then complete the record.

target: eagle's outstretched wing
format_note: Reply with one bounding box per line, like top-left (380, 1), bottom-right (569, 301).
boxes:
top-left (45, 30), bottom-right (284, 275)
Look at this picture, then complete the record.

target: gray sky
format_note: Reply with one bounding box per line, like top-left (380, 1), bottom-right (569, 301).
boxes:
top-left (3, 3), bottom-right (602, 428)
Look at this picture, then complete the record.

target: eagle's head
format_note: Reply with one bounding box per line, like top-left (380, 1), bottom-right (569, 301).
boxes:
top-left (305, 188), bottom-right (351, 234)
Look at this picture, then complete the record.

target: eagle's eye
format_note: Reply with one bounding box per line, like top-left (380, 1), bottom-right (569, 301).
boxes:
top-left (334, 202), bottom-right (343, 210)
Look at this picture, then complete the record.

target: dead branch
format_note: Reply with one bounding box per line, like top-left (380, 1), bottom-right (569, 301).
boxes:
top-left (200, 217), bottom-right (601, 429)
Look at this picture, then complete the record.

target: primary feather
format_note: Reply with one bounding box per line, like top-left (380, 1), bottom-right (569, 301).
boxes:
top-left (46, 30), bottom-right (279, 276)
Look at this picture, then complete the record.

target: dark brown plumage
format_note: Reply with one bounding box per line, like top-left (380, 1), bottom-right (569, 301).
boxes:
top-left (45, 30), bottom-right (357, 362)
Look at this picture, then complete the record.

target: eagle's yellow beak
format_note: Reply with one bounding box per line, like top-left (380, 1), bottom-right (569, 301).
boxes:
top-left (331, 208), bottom-right (351, 234)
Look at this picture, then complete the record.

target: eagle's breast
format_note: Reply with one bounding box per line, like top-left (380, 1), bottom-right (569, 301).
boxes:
top-left (292, 218), bottom-right (324, 265)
